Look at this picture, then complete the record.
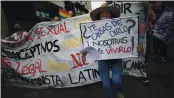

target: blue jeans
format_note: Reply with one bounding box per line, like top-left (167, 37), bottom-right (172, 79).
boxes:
top-left (98, 59), bottom-right (123, 98)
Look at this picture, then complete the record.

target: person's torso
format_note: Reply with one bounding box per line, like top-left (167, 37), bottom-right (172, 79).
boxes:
top-left (12, 31), bottom-right (27, 41)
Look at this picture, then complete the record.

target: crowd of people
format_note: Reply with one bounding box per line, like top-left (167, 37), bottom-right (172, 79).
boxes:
top-left (147, 1), bottom-right (168, 63)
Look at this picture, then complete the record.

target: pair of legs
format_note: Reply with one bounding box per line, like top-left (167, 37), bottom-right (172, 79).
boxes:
top-left (98, 59), bottom-right (123, 98)
top-left (153, 37), bottom-right (168, 61)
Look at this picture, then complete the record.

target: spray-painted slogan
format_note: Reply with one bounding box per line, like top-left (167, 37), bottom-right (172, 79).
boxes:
top-left (80, 16), bottom-right (138, 60)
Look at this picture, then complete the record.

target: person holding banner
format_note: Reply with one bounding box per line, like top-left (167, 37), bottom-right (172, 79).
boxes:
top-left (88, 4), bottom-right (123, 98)
top-left (2, 24), bottom-right (32, 47)
top-left (149, 2), bottom-right (168, 63)
top-left (82, 3), bottom-right (143, 98)
top-left (7, 24), bottom-right (28, 41)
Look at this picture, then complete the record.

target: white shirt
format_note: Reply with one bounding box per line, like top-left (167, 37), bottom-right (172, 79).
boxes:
top-left (11, 31), bottom-right (28, 41)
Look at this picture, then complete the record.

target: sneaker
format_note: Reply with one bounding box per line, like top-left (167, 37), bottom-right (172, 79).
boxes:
top-left (116, 93), bottom-right (124, 98)
top-left (160, 57), bottom-right (167, 63)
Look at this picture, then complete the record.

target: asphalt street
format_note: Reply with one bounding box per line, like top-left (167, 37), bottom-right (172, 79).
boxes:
top-left (1, 74), bottom-right (173, 98)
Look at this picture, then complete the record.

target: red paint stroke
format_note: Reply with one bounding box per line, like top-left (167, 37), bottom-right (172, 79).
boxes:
top-left (15, 59), bottom-right (47, 77)
top-left (70, 53), bottom-right (88, 70)
top-left (105, 46), bottom-right (132, 54)
top-left (1, 57), bottom-right (12, 68)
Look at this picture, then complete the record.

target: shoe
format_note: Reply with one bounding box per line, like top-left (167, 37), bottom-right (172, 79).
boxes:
top-left (160, 56), bottom-right (167, 63)
top-left (116, 93), bottom-right (124, 98)
top-left (142, 77), bottom-right (150, 83)
top-left (142, 78), bottom-right (150, 88)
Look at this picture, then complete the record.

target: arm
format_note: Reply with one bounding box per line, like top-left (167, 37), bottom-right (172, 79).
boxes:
top-left (14, 31), bottom-right (29, 45)
top-left (149, 9), bottom-right (156, 21)
top-left (2, 31), bottom-right (29, 46)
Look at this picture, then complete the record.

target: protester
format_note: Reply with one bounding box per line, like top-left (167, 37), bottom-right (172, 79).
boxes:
top-left (6, 24), bottom-right (28, 41)
top-left (82, 3), bottom-right (143, 98)
top-left (150, 2), bottom-right (168, 63)
top-left (145, 1), bottom-right (157, 63)
top-left (148, 3), bottom-right (156, 29)
top-left (2, 23), bottom-right (29, 47)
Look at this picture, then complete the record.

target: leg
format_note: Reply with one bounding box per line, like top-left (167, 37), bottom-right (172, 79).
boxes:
top-left (160, 41), bottom-right (167, 57)
top-left (153, 37), bottom-right (159, 56)
top-left (159, 41), bottom-right (168, 62)
top-left (98, 60), bottom-right (114, 98)
top-left (110, 59), bottom-right (123, 94)
top-left (153, 37), bottom-right (161, 61)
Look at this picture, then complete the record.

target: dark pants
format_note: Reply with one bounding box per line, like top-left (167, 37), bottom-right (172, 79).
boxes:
top-left (153, 37), bottom-right (168, 57)
top-left (98, 59), bottom-right (123, 98)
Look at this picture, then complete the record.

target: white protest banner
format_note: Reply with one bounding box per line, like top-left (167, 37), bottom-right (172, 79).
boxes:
top-left (153, 7), bottom-right (174, 43)
top-left (1, 2), bottom-right (148, 88)
top-left (1, 14), bottom-right (102, 88)
top-left (80, 16), bottom-right (138, 60)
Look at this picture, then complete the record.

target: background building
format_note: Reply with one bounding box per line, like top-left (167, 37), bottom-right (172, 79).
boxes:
top-left (1, 1), bottom-right (63, 38)
top-left (1, 1), bottom-right (92, 39)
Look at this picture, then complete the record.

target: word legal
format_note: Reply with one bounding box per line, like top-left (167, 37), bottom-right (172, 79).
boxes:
top-left (2, 58), bottom-right (46, 77)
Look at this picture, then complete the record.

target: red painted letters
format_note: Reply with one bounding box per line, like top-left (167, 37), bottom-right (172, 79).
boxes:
top-left (15, 59), bottom-right (47, 77)
top-left (70, 53), bottom-right (88, 70)
top-left (28, 21), bottom-right (70, 40)
top-left (105, 46), bottom-right (131, 54)
top-left (1, 57), bottom-right (12, 68)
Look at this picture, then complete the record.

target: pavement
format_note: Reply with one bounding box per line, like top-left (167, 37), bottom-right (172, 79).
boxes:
top-left (1, 74), bottom-right (173, 98)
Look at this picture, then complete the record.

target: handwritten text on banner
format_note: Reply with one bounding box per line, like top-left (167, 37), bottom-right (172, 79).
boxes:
top-left (153, 7), bottom-right (174, 43)
top-left (80, 16), bottom-right (139, 60)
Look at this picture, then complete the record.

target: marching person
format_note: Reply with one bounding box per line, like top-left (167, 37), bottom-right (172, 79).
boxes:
top-left (6, 24), bottom-right (28, 41)
top-left (82, 3), bottom-right (143, 98)
top-left (2, 23), bottom-right (30, 47)
top-left (149, 1), bottom-right (168, 63)
top-left (89, 3), bottom-right (124, 98)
